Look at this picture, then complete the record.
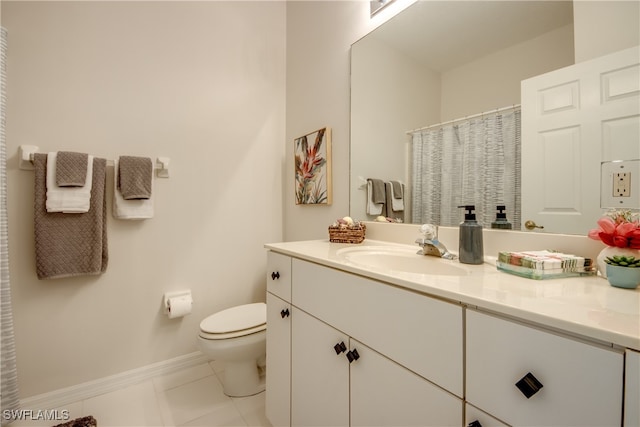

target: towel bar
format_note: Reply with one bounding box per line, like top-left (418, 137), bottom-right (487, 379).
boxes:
top-left (18, 145), bottom-right (170, 178)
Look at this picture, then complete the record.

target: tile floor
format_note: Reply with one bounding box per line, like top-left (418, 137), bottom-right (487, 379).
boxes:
top-left (13, 361), bottom-right (271, 427)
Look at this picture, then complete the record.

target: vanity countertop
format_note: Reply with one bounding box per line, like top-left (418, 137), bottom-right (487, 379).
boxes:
top-left (265, 239), bottom-right (640, 351)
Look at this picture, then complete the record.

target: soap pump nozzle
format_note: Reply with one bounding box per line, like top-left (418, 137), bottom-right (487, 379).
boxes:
top-left (491, 205), bottom-right (512, 230)
top-left (458, 205), bottom-right (477, 221)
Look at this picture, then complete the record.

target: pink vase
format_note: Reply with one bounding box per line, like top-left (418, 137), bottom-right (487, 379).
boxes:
top-left (596, 246), bottom-right (640, 278)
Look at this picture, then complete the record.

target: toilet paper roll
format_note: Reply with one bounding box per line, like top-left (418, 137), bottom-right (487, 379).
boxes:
top-left (167, 295), bottom-right (192, 319)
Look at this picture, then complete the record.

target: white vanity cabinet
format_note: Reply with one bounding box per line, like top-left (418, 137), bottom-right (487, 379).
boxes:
top-left (265, 252), bottom-right (292, 427)
top-left (466, 309), bottom-right (625, 426)
top-left (266, 241), bottom-right (639, 427)
top-left (625, 349), bottom-right (640, 427)
top-left (266, 252), bottom-right (463, 427)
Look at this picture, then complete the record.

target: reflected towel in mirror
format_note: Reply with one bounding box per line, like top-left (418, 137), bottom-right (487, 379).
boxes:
top-left (367, 178), bottom-right (385, 215)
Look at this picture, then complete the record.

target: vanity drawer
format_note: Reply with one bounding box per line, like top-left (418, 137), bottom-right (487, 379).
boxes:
top-left (466, 309), bottom-right (624, 426)
top-left (266, 251), bottom-right (291, 302)
top-left (292, 258), bottom-right (463, 397)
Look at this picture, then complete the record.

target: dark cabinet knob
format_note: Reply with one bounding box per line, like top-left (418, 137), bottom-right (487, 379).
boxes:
top-left (346, 349), bottom-right (360, 363)
top-left (468, 421), bottom-right (482, 427)
top-left (271, 271), bottom-right (280, 280)
top-left (280, 308), bottom-right (290, 318)
top-left (334, 341), bottom-right (347, 355)
top-left (515, 372), bottom-right (543, 398)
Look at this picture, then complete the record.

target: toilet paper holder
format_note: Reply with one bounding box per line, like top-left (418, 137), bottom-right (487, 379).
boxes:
top-left (163, 290), bottom-right (192, 315)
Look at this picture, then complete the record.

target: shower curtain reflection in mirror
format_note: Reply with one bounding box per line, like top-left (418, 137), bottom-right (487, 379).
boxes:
top-left (410, 109), bottom-right (521, 229)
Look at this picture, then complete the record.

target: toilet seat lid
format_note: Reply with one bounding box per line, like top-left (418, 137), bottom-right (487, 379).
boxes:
top-left (200, 302), bottom-right (266, 334)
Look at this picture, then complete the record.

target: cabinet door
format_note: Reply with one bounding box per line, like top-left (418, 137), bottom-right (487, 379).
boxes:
top-left (625, 349), bottom-right (640, 427)
top-left (467, 309), bottom-right (624, 426)
top-left (291, 308), bottom-right (349, 427)
top-left (267, 251), bottom-right (292, 302)
top-left (266, 292), bottom-right (291, 427)
top-left (350, 339), bottom-right (462, 427)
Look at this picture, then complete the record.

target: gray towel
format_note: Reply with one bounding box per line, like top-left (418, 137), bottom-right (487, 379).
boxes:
top-left (55, 151), bottom-right (88, 187)
top-left (384, 182), bottom-right (404, 222)
top-left (367, 178), bottom-right (385, 203)
top-left (391, 180), bottom-right (403, 199)
top-left (34, 153), bottom-right (108, 279)
top-left (118, 156), bottom-right (153, 200)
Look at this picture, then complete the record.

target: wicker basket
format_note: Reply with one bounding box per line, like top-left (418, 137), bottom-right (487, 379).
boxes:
top-left (328, 223), bottom-right (366, 244)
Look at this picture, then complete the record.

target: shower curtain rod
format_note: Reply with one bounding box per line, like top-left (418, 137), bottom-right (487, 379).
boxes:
top-left (405, 104), bottom-right (521, 135)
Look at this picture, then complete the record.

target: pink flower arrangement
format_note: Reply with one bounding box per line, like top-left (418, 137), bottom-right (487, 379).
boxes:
top-left (588, 209), bottom-right (640, 249)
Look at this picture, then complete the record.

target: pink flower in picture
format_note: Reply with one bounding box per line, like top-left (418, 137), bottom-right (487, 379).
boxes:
top-left (294, 128), bottom-right (332, 205)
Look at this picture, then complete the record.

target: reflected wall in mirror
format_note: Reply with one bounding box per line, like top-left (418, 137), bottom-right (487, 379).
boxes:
top-left (350, 0), bottom-right (639, 234)
top-left (370, 0), bottom-right (397, 17)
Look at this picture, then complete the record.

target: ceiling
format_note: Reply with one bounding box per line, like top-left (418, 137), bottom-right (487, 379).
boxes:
top-left (370, 0), bottom-right (574, 72)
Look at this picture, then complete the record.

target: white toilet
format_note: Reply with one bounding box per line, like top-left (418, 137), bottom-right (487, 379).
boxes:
top-left (197, 302), bottom-right (267, 397)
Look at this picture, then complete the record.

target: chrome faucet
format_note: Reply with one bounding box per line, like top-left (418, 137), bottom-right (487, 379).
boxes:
top-left (415, 224), bottom-right (457, 260)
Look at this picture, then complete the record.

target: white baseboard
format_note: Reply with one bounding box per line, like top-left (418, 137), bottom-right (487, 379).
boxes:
top-left (20, 351), bottom-right (210, 410)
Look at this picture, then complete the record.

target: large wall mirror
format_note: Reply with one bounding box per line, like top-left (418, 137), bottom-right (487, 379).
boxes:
top-left (350, 0), bottom-right (639, 235)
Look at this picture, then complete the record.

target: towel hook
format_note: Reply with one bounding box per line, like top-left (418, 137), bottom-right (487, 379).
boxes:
top-left (19, 145), bottom-right (39, 170)
top-left (156, 157), bottom-right (170, 178)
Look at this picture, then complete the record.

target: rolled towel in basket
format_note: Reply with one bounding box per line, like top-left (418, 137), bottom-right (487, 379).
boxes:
top-left (117, 155), bottom-right (153, 200)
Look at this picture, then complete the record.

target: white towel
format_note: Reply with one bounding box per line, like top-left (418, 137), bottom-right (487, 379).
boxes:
top-left (113, 158), bottom-right (154, 220)
top-left (366, 180), bottom-right (384, 215)
top-left (46, 152), bottom-right (93, 213)
top-left (389, 182), bottom-right (404, 212)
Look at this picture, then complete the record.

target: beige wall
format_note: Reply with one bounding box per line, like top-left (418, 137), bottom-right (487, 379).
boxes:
top-left (441, 24), bottom-right (575, 121)
top-left (574, 0), bottom-right (640, 63)
top-left (3, 1), bottom-right (285, 398)
top-left (284, 0), bottom-right (413, 241)
top-left (284, 1), bottom-right (367, 241)
top-left (350, 34), bottom-right (441, 222)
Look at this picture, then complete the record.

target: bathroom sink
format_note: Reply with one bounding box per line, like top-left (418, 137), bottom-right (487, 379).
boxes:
top-left (335, 245), bottom-right (470, 276)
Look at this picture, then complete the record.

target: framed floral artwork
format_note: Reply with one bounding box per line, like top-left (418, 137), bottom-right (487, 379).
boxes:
top-left (294, 127), bottom-right (332, 205)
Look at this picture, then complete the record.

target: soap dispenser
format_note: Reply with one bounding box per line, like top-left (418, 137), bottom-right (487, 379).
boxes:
top-left (458, 205), bottom-right (484, 265)
top-left (491, 205), bottom-right (513, 230)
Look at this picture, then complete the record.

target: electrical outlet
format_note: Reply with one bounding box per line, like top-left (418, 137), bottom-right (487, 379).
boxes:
top-left (613, 172), bottom-right (631, 197)
top-left (601, 160), bottom-right (640, 208)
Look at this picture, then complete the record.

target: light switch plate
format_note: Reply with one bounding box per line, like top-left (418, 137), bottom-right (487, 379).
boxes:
top-left (601, 160), bottom-right (639, 208)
